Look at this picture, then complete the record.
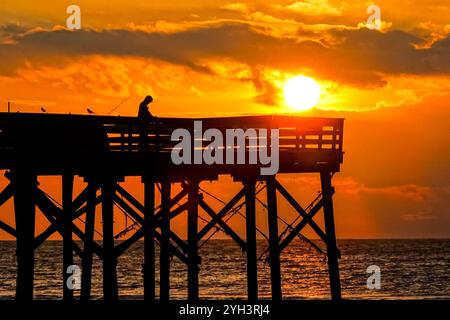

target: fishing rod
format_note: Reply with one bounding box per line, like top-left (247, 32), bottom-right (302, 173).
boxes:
top-left (107, 95), bottom-right (133, 115)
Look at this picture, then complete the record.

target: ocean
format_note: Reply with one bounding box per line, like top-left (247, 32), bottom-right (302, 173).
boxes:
top-left (0, 239), bottom-right (449, 300)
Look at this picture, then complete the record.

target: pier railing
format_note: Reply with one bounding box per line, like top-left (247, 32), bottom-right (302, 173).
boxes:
top-left (0, 113), bottom-right (344, 175)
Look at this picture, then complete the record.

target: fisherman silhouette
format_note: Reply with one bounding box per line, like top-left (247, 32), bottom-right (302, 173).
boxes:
top-left (138, 95), bottom-right (155, 151)
top-left (138, 95), bottom-right (154, 120)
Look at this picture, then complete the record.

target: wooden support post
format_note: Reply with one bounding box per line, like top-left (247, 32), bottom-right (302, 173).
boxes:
top-left (81, 182), bottom-right (96, 301)
top-left (320, 172), bottom-right (342, 301)
top-left (13, 169), bottom-right (36, 301)
top-left (62, 174), bottom-right (74, 301)
top-left (266, 178), bottom-right (282, 301)
top-left (160, 182), bottom-right (171, 301)
top-left (102, 181), bottom-right (118, 301)
top-left (143, 177), bottom-right (155, 301)
top-left (187, 180), bottom-right (199, 301)
top-left (244, 179), bottom-right (258, 301)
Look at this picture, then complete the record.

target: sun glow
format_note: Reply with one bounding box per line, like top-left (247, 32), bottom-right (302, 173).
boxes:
top-left (283, 76), bottom-right (321, 111)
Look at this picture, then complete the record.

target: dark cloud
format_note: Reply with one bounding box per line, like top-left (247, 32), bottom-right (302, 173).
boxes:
top-left (0, 22), bottom-right (29, 44)
top-left (250, 69), bottom-right (278, 105)
top-left (0, 23), bottom-right (449, 88)
top-left (0, 23), bottom-right (28, 35)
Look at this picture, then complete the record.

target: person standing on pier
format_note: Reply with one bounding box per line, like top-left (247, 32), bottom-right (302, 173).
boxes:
top-left (138, 95), bottom-right (154, 120)
top-left (138, 95), bottom-right (155, 151)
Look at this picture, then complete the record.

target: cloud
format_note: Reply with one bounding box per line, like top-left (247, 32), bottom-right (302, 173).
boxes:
top-left (0, 22), bottom-right (29, 41)
top-left (328, 178), bottom-right (435, 201)
top-left (18, 56), bottom-right (134, 98)
top-left (0, 23), bottom-right (449, 92)
top-left (189, 86), bottom-right (203, 96)
top-left (220, 3), bottom-right (249, 14)
top-left (250, 69), bottom-right (279, 105)
top-left (402, 209), bottom-right (437, 221)
top-left (274, 0), bottom-right (342, 16)
top-left (9, 99), bottom-right (56, 107)
top-left (281, 176), bottom-right (443, 202)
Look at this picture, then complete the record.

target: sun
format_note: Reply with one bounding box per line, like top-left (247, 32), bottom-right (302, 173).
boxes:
top-left (283, 75), bottom-right (321, 111)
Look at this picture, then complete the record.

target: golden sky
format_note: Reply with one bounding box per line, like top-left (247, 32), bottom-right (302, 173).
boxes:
top-left (0, 0), bottom-right (449, 239)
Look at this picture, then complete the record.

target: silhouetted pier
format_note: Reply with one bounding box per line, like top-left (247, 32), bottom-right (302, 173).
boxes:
top-left (0, 112), bottom-right (344, 301)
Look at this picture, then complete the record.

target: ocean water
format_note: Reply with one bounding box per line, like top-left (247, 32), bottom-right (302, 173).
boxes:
top-left (0, 239), bottom-right (449, 300)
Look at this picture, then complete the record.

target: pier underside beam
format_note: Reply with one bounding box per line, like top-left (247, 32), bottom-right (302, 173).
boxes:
top-left (102, 180), bottom-right (118, 301)
top-left (13, 169), bottom-right (36, 301)
top-left (143, 177), bottom-right (156, 301)
top-left (244, 179), bottom-right (258, 301)
top-left (80, 182), bottom-right (97, 301)
top-left (266, 178), bottom-right (282, 301)
top-left (160, 181), bottom-right (171, 301)
top-left (62, 174), bottom-right (74, 301)
top-left (187, 180), bottom-right (200, 301)
top-left (320, 172), bottom-right (341, 301)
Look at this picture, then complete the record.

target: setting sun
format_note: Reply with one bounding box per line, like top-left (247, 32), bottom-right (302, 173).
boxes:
top-left (284, 76), bottom-right (321, 111)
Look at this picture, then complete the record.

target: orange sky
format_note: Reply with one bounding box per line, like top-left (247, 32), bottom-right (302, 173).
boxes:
top-left (0, 0), bottom-right (449, 239)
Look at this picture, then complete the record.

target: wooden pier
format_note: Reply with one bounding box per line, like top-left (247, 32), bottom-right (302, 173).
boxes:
top-left (0, 112), bottom-right (344, 301)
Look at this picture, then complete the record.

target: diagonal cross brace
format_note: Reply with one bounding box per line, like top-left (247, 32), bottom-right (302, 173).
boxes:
top-left (0, 183), bottom-right (14, 207)
top-left (115, 183), bottom-right (188, 222)
top-left (34, 192), bottom-right (102, 247)
top-left (0, 219), bottom-right (15, 237)
top-left (199, 199), bottom-right (247, 252)
top-left (113, 194), bottom-right (190, 257)
top-left (198, 187), bottom-right (246, 240)
top-left (274, 179), bottom-right (330, 251)
top-left (34, 187), bottom-right (103, 259)
top-left (278, 198), bottom-right (324, 253)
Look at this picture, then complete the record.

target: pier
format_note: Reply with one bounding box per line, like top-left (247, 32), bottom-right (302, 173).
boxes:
top-left (0, 113), bottom-right (344, 301)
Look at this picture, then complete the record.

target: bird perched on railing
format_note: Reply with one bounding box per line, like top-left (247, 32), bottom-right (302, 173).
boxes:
top-left (40, 107), bottom-right (47, 113)
top-left (87, 108), bottom-right (95, 114)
